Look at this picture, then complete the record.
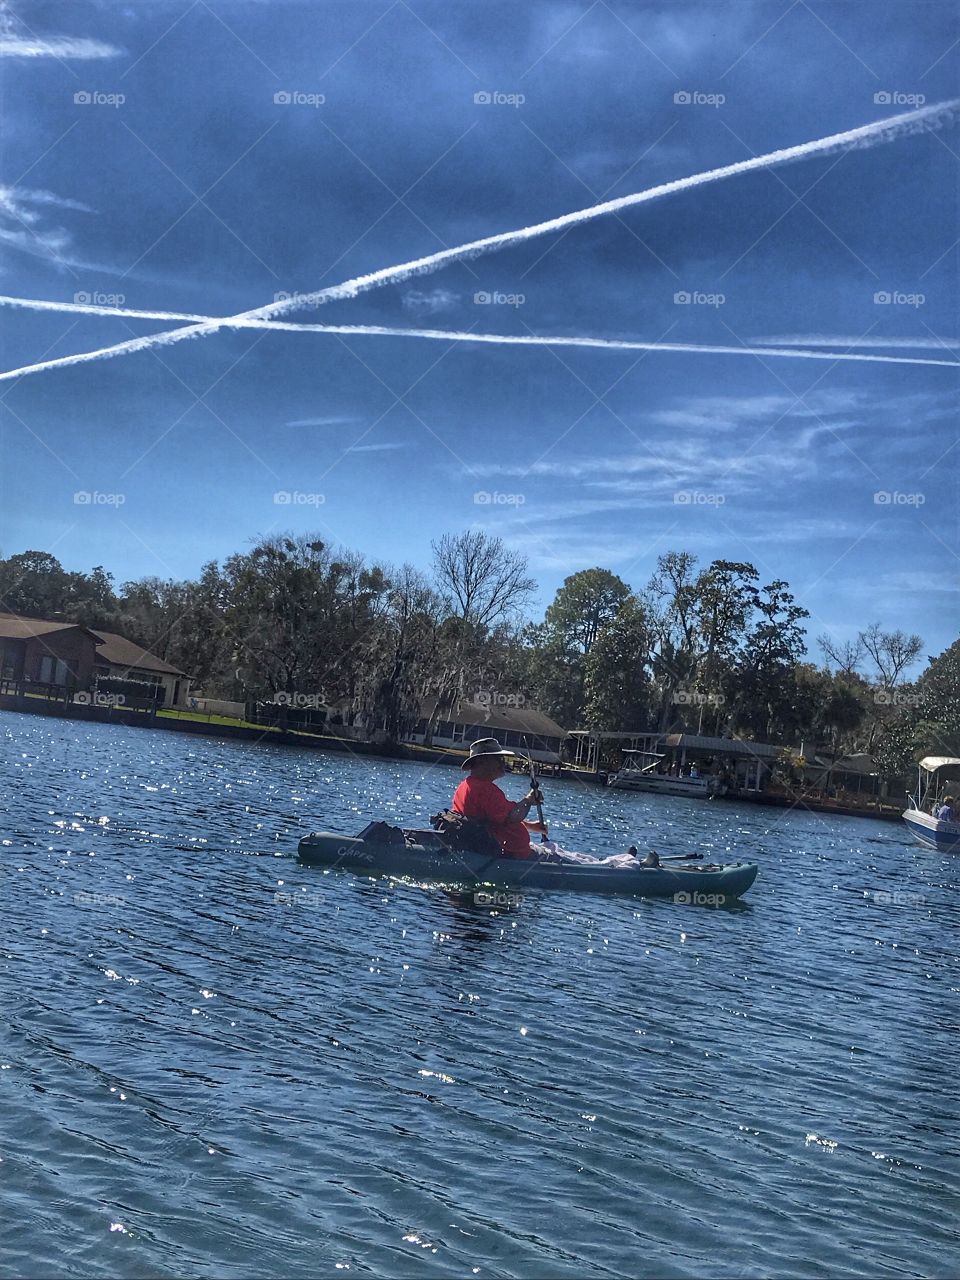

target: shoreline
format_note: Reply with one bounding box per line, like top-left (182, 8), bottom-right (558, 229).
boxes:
top-left (0, 694), bottom-right (902, 823)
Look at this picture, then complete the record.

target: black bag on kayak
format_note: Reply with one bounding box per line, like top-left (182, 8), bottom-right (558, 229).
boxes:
top-left (430, 809), bottom-right (502, 857)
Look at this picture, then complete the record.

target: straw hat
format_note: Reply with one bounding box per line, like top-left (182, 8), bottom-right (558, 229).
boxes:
top-left (461, 737), bottom-right (516, 769)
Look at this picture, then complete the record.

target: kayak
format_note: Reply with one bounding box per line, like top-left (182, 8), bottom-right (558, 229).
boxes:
top-left (297, 826), bottom-right (759, 900)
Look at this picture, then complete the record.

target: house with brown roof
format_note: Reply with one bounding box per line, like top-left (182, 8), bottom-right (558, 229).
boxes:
top-left (89, 630), bottom-right (189, 706)
top-left (407, 695), bottom-right (568, 763)
top-left (0, 613), bottom-right (190, 706)
top-left (0, 616), bottom-right (101, 690)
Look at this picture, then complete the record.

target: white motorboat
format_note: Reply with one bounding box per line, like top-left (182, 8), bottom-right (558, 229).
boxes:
top-left (607, 750), bottom-right (721, 798)
top-left (902, 756), bottom-right (960, 852)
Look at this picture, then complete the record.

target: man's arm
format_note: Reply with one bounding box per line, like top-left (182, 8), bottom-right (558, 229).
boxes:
top-left (463, 782), bottom-right (542, 826)
top-left (505, 789), bottom-right (543, 824)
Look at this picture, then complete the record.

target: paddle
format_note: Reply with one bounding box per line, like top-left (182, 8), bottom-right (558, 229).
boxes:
top-left (628, 847), bottom-right (704, 865)
top-left (522, 738), bottom-right (549, 844)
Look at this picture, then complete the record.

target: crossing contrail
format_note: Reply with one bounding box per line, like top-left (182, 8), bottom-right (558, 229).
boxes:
top-left (1, 98), bottom-right (957, 384)
top-left (0, 295), bottom-right (956, 370)
top-left (754, 333), bottom-right (960, 350)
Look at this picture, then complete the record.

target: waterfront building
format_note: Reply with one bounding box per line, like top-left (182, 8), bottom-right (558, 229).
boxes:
top-left (407, 696), bottom-right (567, 763)
top-left (0, 612), bottom-right (190, 706)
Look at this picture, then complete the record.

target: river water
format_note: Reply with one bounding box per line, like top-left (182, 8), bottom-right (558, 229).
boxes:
top-left (1, 711), bottom-right (957, 1279)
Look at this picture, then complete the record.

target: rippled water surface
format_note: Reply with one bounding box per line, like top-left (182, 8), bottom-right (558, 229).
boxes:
top-left (1, 711), bottom-right (958, 1278)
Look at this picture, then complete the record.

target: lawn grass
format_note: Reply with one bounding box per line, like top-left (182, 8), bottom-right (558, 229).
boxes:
top-left (155, 709), bottom-right (468, 759)
top-left (157, 708), bottom-right (279, 731)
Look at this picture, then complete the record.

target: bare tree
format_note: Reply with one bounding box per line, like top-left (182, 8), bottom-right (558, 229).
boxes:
top-left (820, 625), bottom-right (922, 688)
top-left (431, 530), bottom-right (535, 630)
top-left (422, 531), bottom-right (535, 744)
top-left (860, 623), bottom-right (923, 688)
top-left (818, 633), bottom-right (866, 678)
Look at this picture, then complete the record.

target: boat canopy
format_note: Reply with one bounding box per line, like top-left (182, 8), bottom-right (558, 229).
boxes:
top-left (662, 733), bottom-right (781, 759)
top-left (919, 756), bottom-right (960, 773)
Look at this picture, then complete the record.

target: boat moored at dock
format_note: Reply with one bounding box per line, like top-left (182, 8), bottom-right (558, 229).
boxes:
top-left (903, 757), bottom-right (960, 852)
top-left (606, 750), bottom-right (720, 797)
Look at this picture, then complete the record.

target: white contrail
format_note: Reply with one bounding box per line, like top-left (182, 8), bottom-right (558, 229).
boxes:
top-left (0, 295), bottom-right (956, 371)
top-left (2, 97), bottom-right (957, 384)
top-left (754, 333), bottom-right (960, 350)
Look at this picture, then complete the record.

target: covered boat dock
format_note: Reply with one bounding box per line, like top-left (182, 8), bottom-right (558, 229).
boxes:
top-left (565, 729), bottom-right (782, 790)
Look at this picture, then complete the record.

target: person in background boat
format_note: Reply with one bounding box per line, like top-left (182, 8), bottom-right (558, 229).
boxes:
top-left (452, 738), bottom-right (546, 860)
top-left (935, 795), bottom-right (956, 821)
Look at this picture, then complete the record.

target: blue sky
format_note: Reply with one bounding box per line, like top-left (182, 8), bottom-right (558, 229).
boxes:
top-left (0, 0), bottom-right (957, 660)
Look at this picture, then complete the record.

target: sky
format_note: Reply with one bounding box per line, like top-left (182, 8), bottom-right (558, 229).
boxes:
top-left (0, 0), bottom-right (957, 663)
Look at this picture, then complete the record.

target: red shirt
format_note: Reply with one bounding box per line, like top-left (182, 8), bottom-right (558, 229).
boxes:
top-left (452, 776), bottom-right (533, 859)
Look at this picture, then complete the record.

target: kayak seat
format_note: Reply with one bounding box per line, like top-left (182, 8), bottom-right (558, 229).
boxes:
top-left (429, 809), bottom-right (502, 858)
top-left (356, 820), bottom-right (406, 845)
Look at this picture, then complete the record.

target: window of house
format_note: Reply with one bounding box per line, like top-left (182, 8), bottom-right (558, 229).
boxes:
top-left (37, 656), bottom-right (68, 685)
top-left (0, 646), bottom-right (15, 679)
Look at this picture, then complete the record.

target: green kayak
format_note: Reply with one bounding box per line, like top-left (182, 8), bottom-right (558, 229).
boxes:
top-left (297, 825), bottom-right (759, 900)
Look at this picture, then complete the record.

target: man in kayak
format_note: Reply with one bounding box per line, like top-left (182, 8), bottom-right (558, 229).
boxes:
top-left (452, 738), bottom-right (546, 859)
top-left (452, 738), bottom-right (641, 866)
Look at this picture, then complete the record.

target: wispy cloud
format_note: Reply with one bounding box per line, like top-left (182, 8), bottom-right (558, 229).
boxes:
top-left (346, 441), bottom-right (411, 453)
top-left (0, 187), bottom-right (93, 215)
top-left (648, 389), bottom-right (868, 432)
top-left (0, 186), bottom-right (97, 271)
top-left (285, 415), bottom-right (359, 427)
top-left (0, 34), bottom-right (121, 58)
top-left (465, 395), bottom-right (878, 490)
top-left (0, 1), bottom-right (122, 61)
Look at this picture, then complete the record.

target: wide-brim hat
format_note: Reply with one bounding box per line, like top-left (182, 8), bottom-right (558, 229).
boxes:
top-left (461, 737), bottom-right (516, 769)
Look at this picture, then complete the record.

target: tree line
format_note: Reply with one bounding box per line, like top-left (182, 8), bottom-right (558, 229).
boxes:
top-left (0, 537), bottom-right (955, 772)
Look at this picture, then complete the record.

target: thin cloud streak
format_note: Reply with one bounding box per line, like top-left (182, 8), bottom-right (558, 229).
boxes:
top-left (0, 296), bottom-right (957, 374)
top-left (1, 99), bottom-right (957, 381)
top-left (757, 334), bottom-right (960, 350)
top-left (0, 35), bottom-right (122, 58)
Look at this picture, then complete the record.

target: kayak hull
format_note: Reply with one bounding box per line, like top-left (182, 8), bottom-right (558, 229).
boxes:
top-left (297, 830), bottom-right (759, 899)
